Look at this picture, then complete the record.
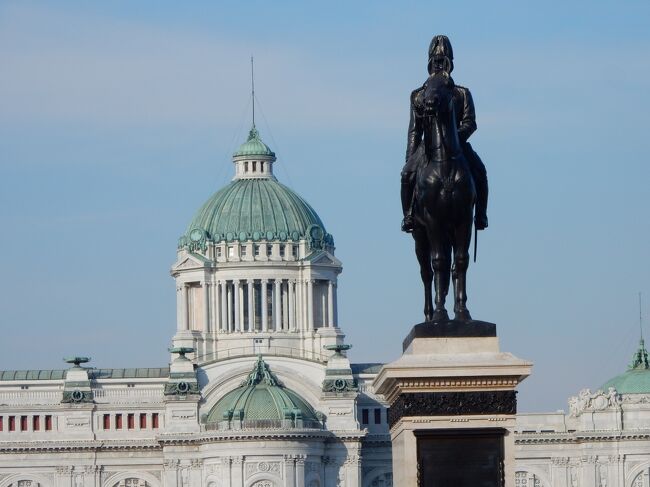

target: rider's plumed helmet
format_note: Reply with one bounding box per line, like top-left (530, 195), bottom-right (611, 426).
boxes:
top-left (428, 35), bottom-right (454, 74)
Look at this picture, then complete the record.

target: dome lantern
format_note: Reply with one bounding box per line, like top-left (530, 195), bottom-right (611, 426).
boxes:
top-left (232, 125), bottom-right (276, 180)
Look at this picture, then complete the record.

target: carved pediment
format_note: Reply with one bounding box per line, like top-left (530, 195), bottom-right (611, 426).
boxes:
top-left (308, 251), bottom-right (341, 267)
top-left (173, 254), bottom-right (207, 271)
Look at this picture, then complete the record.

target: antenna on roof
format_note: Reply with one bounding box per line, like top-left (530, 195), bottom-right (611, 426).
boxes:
top-left (640, 292), bottom-right (644, 341)
top-left (251, 56), bottom-right (255, 127)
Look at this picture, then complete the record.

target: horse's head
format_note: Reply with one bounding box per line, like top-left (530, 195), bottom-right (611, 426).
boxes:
top-left (423, 71), bottom-right (455, 117)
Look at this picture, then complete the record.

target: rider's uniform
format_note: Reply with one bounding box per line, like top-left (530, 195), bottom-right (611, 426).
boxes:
top-left (401, 79), bottom-right (488, 224)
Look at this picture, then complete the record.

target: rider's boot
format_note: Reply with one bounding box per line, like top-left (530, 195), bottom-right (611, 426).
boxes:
top-left (401, 178), bottom-right (415, 233)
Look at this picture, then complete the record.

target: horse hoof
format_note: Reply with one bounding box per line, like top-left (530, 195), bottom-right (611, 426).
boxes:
top-left (429, 309), bottom-right (449, 323)
top-left (454, 310), bottom-right (473, 322)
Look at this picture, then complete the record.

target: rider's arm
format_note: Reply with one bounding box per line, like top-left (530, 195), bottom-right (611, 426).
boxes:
top-left (457, 87), bottom-right (477, 143)
top-left (406, 90), bottom-right (423, 161)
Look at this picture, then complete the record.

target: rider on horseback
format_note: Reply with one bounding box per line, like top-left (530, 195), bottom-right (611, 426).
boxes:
top-left (401, 35), bottom-right (489, 233)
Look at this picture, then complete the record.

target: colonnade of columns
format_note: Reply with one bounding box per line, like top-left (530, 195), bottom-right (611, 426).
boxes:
top-left (176, 278), bottom-right (338, 334)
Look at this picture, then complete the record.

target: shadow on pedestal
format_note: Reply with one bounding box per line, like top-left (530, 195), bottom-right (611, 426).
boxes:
top-left (403, 319), bottom-right (496, 352)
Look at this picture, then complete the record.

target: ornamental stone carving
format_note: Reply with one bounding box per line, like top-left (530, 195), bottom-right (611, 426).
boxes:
top-left (568, 388), bottom-right (621, 416)
top-left (388, 391), bottom-right (517, 426)
top-left (245, 462), bottom-right (282, 479)
top-left (322, 378), bottom-right (358, 393)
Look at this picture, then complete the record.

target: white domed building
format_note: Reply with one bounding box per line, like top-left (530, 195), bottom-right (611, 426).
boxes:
top-left (0, 127), bottom-right (393, 487)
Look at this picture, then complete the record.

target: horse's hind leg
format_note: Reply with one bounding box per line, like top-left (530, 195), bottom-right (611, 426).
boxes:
top-left (452, 221), bottom-right (473, 321)
top-left (427, 223), bottom-right (451, 322)
top-left (413, 227), bottom-right (433, 321)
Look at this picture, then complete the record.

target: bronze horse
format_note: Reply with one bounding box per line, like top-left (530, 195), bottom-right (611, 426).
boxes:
top-left (412, 71), bottom-right (476, 322)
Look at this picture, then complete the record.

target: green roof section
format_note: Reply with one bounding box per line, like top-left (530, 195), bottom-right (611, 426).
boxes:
top-left (601, 339), bottom-right (650, 394)
top-left (206, 356), bottom-right (319, 424)
top-left (0, 368), bottom-right (169, 381)
top-left (181, 178), bottom-right (333, 246)
top-left (233, 126), bottom-right (275, 158)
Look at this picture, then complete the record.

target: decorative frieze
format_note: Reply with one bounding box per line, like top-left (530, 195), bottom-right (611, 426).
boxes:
top-left (388, 391), bottom-right (517, 427)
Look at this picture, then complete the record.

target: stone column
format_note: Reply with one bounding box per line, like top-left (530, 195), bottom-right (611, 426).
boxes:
top-left (182, 284), bottom-right (190, 331)
top-left (226, 282), bottom-right (233, 332)
top-left (247, 279), bottom-right (255, 332)
top-left (231, 456), bottom-right (244, 487)
top-left (550, 457), bottom-right (570, 487)
top-left (288, 280), bottom-right (296, 331)
top-left (233, 280), bottom-right (241, 332)
top-left (295, 455), bottom-right (306, 487)
top-left (332, 281), bottom-right (338, 327)
top-left (203, 281), bottom-right (210, 333)
top-left (274, 279), bottom-right (282, 331)
top-left (282, 281), bottom-right (289, 330)
top-left (296, 279), bottom-right (303, 331)
top-left (284, 455), bottom-right (296, 487)
top-left (581, 456), bottom-right (598, 486)
top-left (327, 280), bottom-right (334, 327)
top-left (261, 279), bottom-right (269, 332)
top-left (176, 284), bottom-right (183, 331)
top-left (220, 281), bottom-right (228, 332)
top-left (307, 280), bottom-right (314, 331)
top-left (212, 278), bottom-right (220, 332)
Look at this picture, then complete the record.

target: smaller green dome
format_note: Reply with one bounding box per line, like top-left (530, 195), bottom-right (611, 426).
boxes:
top-left (233, 126), bottom-right (275, 158)
top-left (602, 339), bottom-right (650, 394)
top-left (207, 356), bottom-right (320, 426)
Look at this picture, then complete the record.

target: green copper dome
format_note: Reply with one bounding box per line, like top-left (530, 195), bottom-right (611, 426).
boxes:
top-left (233, 126), bottom-right (275, 157)
top-left (179, 126), bottom-right (334, 250)
top-left (181, 179), bottom-right (333, 247)
top-left (206, 357), bottom-right (320, 425)
top-left (601, 339), bottom-right (650, 394)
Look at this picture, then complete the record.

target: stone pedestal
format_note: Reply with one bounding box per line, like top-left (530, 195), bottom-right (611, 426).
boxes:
top-left (373, 321), bottom-right (531, 487)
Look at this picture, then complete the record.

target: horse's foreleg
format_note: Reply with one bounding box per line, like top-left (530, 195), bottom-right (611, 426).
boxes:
top-left (452, 220), bottom-right (473, 321)
top-left (413, 227), bottom-right (434, 321)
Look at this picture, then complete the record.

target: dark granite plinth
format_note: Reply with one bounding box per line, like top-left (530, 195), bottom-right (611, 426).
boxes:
top-left (403, 319), bottom-right (497, 352)
top-left (416, 428), bottom-right (505, 487)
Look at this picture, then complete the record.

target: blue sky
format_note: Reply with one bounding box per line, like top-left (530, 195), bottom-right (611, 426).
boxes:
top-left (1, 1), bottom-right (649, 412)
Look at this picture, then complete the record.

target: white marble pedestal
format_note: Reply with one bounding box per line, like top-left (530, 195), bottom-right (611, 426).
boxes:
top-left (373, 322), bottom-right (532, 487)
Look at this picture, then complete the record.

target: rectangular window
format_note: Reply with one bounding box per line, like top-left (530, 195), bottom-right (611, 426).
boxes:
top-left (361, 408), bottom-right (369, 425)
top-left (241, 246), bottom-right (247, 257)
top-left (32, 415), bottom-right (40, 431)
top-left (266, 244), bottom-right (273, 256)
top-left (228, 246), bottom-right (235, 258)
top-left (0, 416), bottom-right (3, 431)
top-left (9, 416), bottom-right (15, 431)
top-left (254, 245), bottom-right (260, 256)
top-left (115, 414), bottom-right (123, 429)
top-left (140, 413), bottom-right (147, 429)
top-left (292, 245), bottom-right (298, 258)
top-left (20, 416), bottom-right (27, 431)
top-left (279, 245), bottom-right (285, 258)
top-left (152, 413), bottom-right (159, 429)
top-left (103, 414), bottom-right (110, 430)
top-left (45, 415), bottom-right (52, 431)
top-left (127, 413), bottom-right (134, 429)
top-left (374, 408), bottom-right (382, 424)
top-left (216, 247), bottom-right (222, 258)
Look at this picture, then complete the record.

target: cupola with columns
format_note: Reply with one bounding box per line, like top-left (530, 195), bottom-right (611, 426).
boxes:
top-left (171, 126), bottom-right (344, 364)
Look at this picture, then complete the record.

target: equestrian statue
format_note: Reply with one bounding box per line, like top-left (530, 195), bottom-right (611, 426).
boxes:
top-left (400, 35), bottom-right (489, 322)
